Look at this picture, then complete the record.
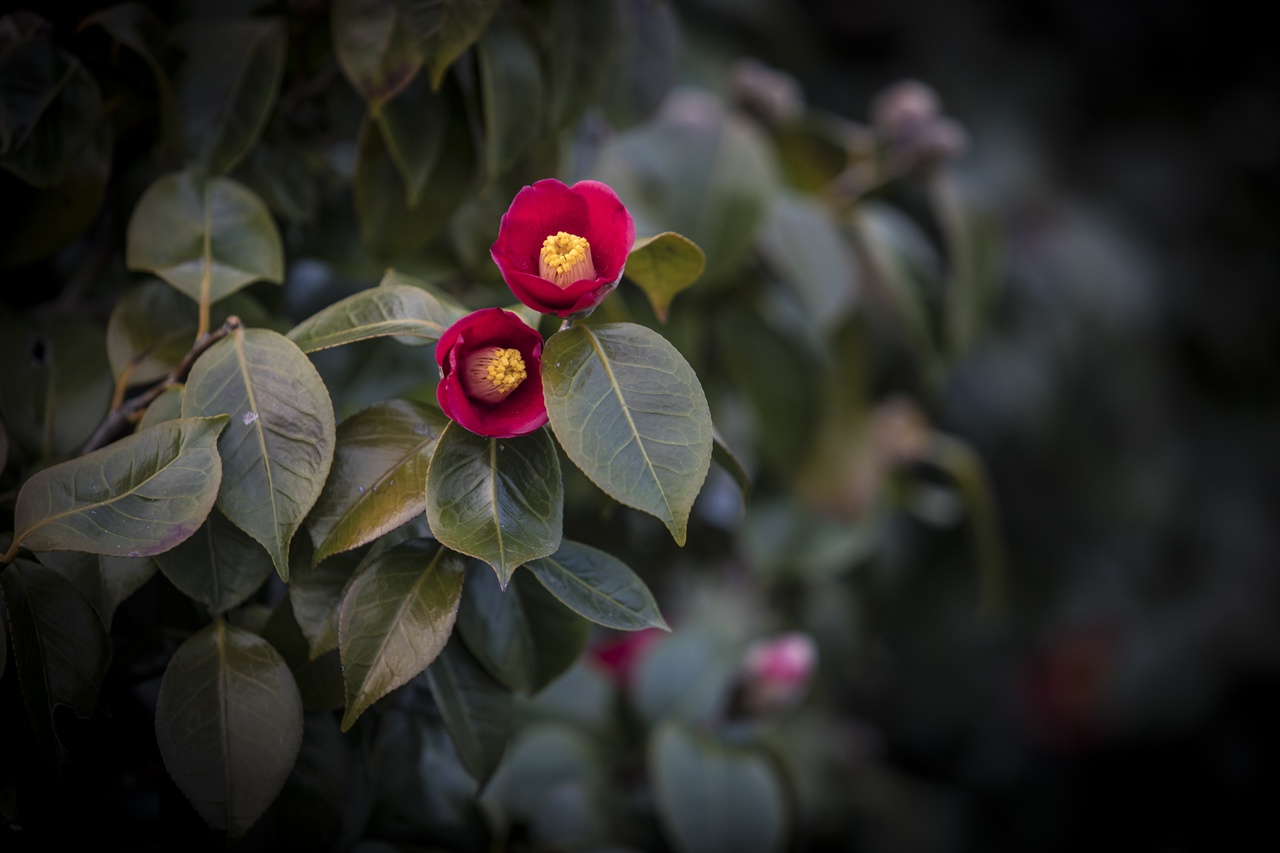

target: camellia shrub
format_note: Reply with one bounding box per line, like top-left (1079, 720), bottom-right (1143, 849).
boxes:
top-left (0, 1), bottom-right (1004, 850)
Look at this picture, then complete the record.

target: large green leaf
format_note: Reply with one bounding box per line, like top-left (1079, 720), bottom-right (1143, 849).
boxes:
top-left (424, 635), bottom-right (514, 784)
top-left (476, 10), bottom-right (543, 181)
top-left (542, 323), bottom-right (712, 545)
top-left (287, 281), bottom-right (465, 354)
top-left (0, 314), bottom-right (113, 460)
top-left (182, 328), bottom-right (336, 580)
top-left (308, 399), bottom-right (446, 563)
top-left (375, 68), bottom-right (446, 205)
top-left (650, 722), bottom-right (789, 853)
top-left (173, 18), bottom-right (286, 175)
top-left (337, 538), bottom-right (466, 730)
top-left (398, 0), bottom-right (502, 90)
top-left (626, 232), bottom-right (707, 322)
top-left (138, 385), bottom-right (184, 430)
top-left (425, 423), bottom-right (563, 587)
top-left (155, 508), bottom-right (274, 614)
top-left (332, 0), bottom-right (424, 108)
top-left (154, 620), bottom-right (304, 837)
top-left (35, 550), bottom-right (157, 630)
top-left (525, 540), bottom-right (668, 632)
top-left (125, 170), bottom-right (284, 309)
top-left (455, 565), bottom-right (588, 694)
top-left (0, 559), bottom-right (111, 765)
top-left (11, 415), bottom-right (228, 557)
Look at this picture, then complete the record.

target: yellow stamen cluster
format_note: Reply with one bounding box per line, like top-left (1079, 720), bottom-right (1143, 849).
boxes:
top-left (465, 347), bottom-right (527, 404)
top-left (539, 231), bottom-right (596, 289)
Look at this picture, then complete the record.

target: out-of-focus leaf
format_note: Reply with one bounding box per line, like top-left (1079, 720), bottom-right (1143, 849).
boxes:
top-left (332, 0), bottom-right (423, 108)
top-left (773, 117), bottom-right (849, 193)
top-left (455, 564), bottom-right (589, 694)
top-left (0, 314), bottom-right (113, 460)
top-left (308, 399), bottom-right (445, 563)
top-left (126, 170), bottom-right (284, 309)
top-left (425, 423), bottom-right (562, 587)
top-left (634, 629), bottom-right (738, 726)
top-left (525, 540), bottom-right (667, 632)
top-left (138, 385), bottom-right (184, 430)
top-left (650, 722), bottom-right (789, 853)
top-left (398, 0), bottom-right (502, 90)
top-left (625, 232), bottom-right (706, 322)
top-left (0, 417), bottom-right (8, 473)
top-left (543, 323), bottom-right (712, 546)
top-left (337, 538), bottom-right (466, 731)
top-left (155, 619), bottom-right (304, 837)
top-left (534, 0), bottom-right (617, 131)
top-left (182, 327), bottom-right (336, 580)
top-left (12, 415), bottom-right (227, 557)
top-left (712, 426), bottom-right (750, 501)
top-left (476, 10), bottom-right (542, 181)
top-left (155, 507), bottom-right (274, 614)
top-left (0, 37), bottom-right (101, 187)
top-left (424, 635), bottom-right (514, 784)
top-left (481, 722), bottom-right (604, 826)
top-left (173, 18), bottom-right (286, 175)
top-left (931, 174), bottom-right (1004, 357)
top-left (600, 0), bottom-right (678, 129)
top-left (0, 559), bottom-right (111, 764)
top-left (290, 548), bottom-right (363, 659)
top-left (269, 712), bottom-right (348, 849)
top-left (376, 69), bottom-right (445, 206)
top-left (287, 282), bottom-right (465, 354)
top-left (231, 126), bottom-right (320, 224)
top-left (758, 191), bottom-right (858, 331)
top-left (35, 550), bottom-right (156, 630)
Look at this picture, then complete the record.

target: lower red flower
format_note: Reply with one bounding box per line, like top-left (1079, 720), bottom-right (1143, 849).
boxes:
top-left (435, 308), bottom-right (547, 438)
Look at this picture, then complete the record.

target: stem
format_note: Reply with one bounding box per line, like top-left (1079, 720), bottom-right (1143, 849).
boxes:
top-left (0, 537), bottom-right (21, 569)
top-left (79, 316), bottom-right (242, 455)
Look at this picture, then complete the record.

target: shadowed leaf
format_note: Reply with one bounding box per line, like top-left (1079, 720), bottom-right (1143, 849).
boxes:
top-left (398, 0), bottom-right (502, 90)
top-left (424, 635), bottom-right (514, 783)
top-left (36, 550), bottom-right (157, 630)
top-left (332, 0), bottom-right (424, 107)
top-left (526, 540), bottom-right (668, 632)
top-left (155, 508), bottom-right (274, 613)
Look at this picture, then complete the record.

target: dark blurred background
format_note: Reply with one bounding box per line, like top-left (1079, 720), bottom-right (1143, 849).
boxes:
top-left (682, 0), bottom-right (1279, 849)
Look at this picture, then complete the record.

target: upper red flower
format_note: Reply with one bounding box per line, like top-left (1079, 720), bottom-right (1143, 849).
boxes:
top-left (490, 179), bottom-right (636, 318)
top-left (435, 308), bottom-right (547, 438)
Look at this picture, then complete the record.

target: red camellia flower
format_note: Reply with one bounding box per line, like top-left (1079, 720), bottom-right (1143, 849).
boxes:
top-left (490, 179), bottom-right (636, 318)
top-left (435, 308), bottom-right (547, 438)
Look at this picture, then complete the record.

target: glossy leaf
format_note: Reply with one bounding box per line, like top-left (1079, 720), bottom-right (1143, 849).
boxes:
top-left (287, 282), bottom-right (465, 354)
top-left (650, 722), bottom-right (789, 853)
top-left (290, 549), bottom-right (363, 659)
top-left (525, 540), bottom-right (668, 632)
top-left (332, 0), bottom-right (423, 107)
top-left (155, 508), bottom-right (274, 614)
top-left (173, 18), bottom-right (286, 175)
top-left (476, 11), bottom-right (543, 181)
top-left (337, 538), bottom-right (466, 730)
top-left (455, 565), bottom-right (589, 694)
top-left (35, 550), bottom-right (157, 630)
top-left (542, 323), bottom-right (712, 546)
top-left (126, 170), bottom-right (284, 309)
top-left (182, 328), bottom-right (336, 579)
top-left (424, 635), bottom-right (514, 784)
top-left (12, 415), bottom-right (228, 557)
top-left (399, 0), bottom-right (502, 90)
top-left (154, 620), bottom-right (304, 837)
top-left (426, 423), bottom-right (563, 587)
top-left (0, 559), bottom-right (111, 764)
top-left (138, 385), bottom-right (184, 430)
top-left (376, 68), bottom-right (446, 205)
top-left (626, 232), bottom-right (707, 322)
top-left (308, 399), bottom-right (446, 563)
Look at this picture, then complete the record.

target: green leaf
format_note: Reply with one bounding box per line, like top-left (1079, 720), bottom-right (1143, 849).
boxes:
top-left (262, 596), bottom-right (346, 712)
top-left (308, 399), bottom-right (446, 563)
top-left (182, 327), bottom-right (336, 580)
top-left (286, 281), bottom-right (465, 354)
top-left (126, 170), bottom-right (284, 309)
top-left (154, 619), bottom-right (304, 837)
top-left (398, 0), bottom-right (502, 90)
top-left (626, 232), bottom-right (707, 322)
top-left (337, 538), bottom-right (466, 731)
top-left (173, 18), bottom-right (286, 175)
top-left (534, 0), bottom-right (618, 131)
top-left (758, 191), bottom-right (858, 330)
top-left (12, 415), bottom-right (228, 557)
top-left (650, 722), bottom-right (789, 853)
top-left (712, 425), bottom-right (750, 501)
top-left (155, 507), bottom-right (274, 614)
top-left (600, 0), bottom-right (678, 129)
top-left (0, 559), bottom-right (111, 765)
top-left (424, 635), bottom-right (514, 784)
top-left (455, 565), bottom-right (588, 694)
top-left (138, 385), bottom-right (184, 430)
top-left (476, 10), bottom-right (543, 181)
top-left (0, 314), bottom-right (113, 460)
top-left (542, 323), bottom-right (712, 546)
top-left (290, 549), bottom-right (363, 659)
top-left (375, 68), bottom-right (446, 206)
top-left (525, 540), bottom-right (668, 632)
top-left (425, 423), bottom-right (563, 587)
top-left (332, 0), bottom-right (424, 108)
top-left (35, 550), bottom-right (157, 630)
top-left (106, 279), bottom-right (197, 384)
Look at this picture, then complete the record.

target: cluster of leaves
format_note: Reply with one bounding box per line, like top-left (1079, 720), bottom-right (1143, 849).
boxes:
top-left (1, 1), bottom-right (1006, 850)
